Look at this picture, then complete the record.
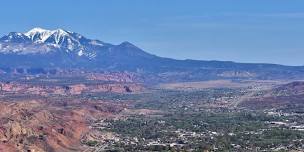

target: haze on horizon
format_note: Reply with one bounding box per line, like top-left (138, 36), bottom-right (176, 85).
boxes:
top-left (0, 0), bottom-right (303, 66)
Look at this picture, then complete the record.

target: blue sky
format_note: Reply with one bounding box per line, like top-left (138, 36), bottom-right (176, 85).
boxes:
top-left (0, 0), bottom-right (304, 65)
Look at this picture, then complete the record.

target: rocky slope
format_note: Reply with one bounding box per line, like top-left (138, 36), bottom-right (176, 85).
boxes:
top-left (238, 81), bottom-right (304, 110)
top-left (0, 97), bottom-right (125, 152)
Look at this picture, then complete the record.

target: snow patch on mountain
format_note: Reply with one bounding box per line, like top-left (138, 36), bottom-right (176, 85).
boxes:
top-left (78, 49), bottom-right (84, 56)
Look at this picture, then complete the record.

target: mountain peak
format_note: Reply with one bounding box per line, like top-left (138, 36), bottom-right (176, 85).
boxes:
top-left (119, 41), bottom-right (137, 48)
top-left (24, 27), bottom-right (71, 43)
top-left (24, 27), bottom-right (54, 43)
top-left (51, 28), bottom-right (70, 38)
top-left (25, 27), bottom-right (69, 34)
top-left (54, 28), bottom-right (69, 34)
top-left (25, 27), bottom-right (50, 34)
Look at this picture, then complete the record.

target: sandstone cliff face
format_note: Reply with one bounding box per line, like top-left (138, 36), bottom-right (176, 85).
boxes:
top-left (65, 83), bottom-right (144, 95)
top-left (89, 83), bottom-right (144, 93)
top-left (0, 81), bottom-right (144, 96)
top-left (217, 71), bottom-right (256, 78)
top-left (68, 84), bottom-right (87, 95)
top-left (86, 72), bottom-right (138, 82)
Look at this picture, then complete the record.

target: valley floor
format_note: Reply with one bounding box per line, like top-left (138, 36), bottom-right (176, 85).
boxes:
top-left (0, 75), bottom-right (303, 152)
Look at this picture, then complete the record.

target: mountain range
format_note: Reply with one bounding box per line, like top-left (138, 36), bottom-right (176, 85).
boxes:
top-left (0, 27), bottom-right (304, 81)
top-left (0, 28), bottom-right (156, 69)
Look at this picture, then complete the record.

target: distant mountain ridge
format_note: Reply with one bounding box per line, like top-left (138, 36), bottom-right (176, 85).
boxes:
top-left (0, 27), bottom-right (304, 82)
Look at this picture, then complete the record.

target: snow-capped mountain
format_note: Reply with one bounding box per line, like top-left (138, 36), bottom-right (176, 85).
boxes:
top-left (0, 27), bottom-right (158, 69)
top-left (1, 27), bottom-right (304, 82)
top-left (0, 27), bottom-right (108, 58)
